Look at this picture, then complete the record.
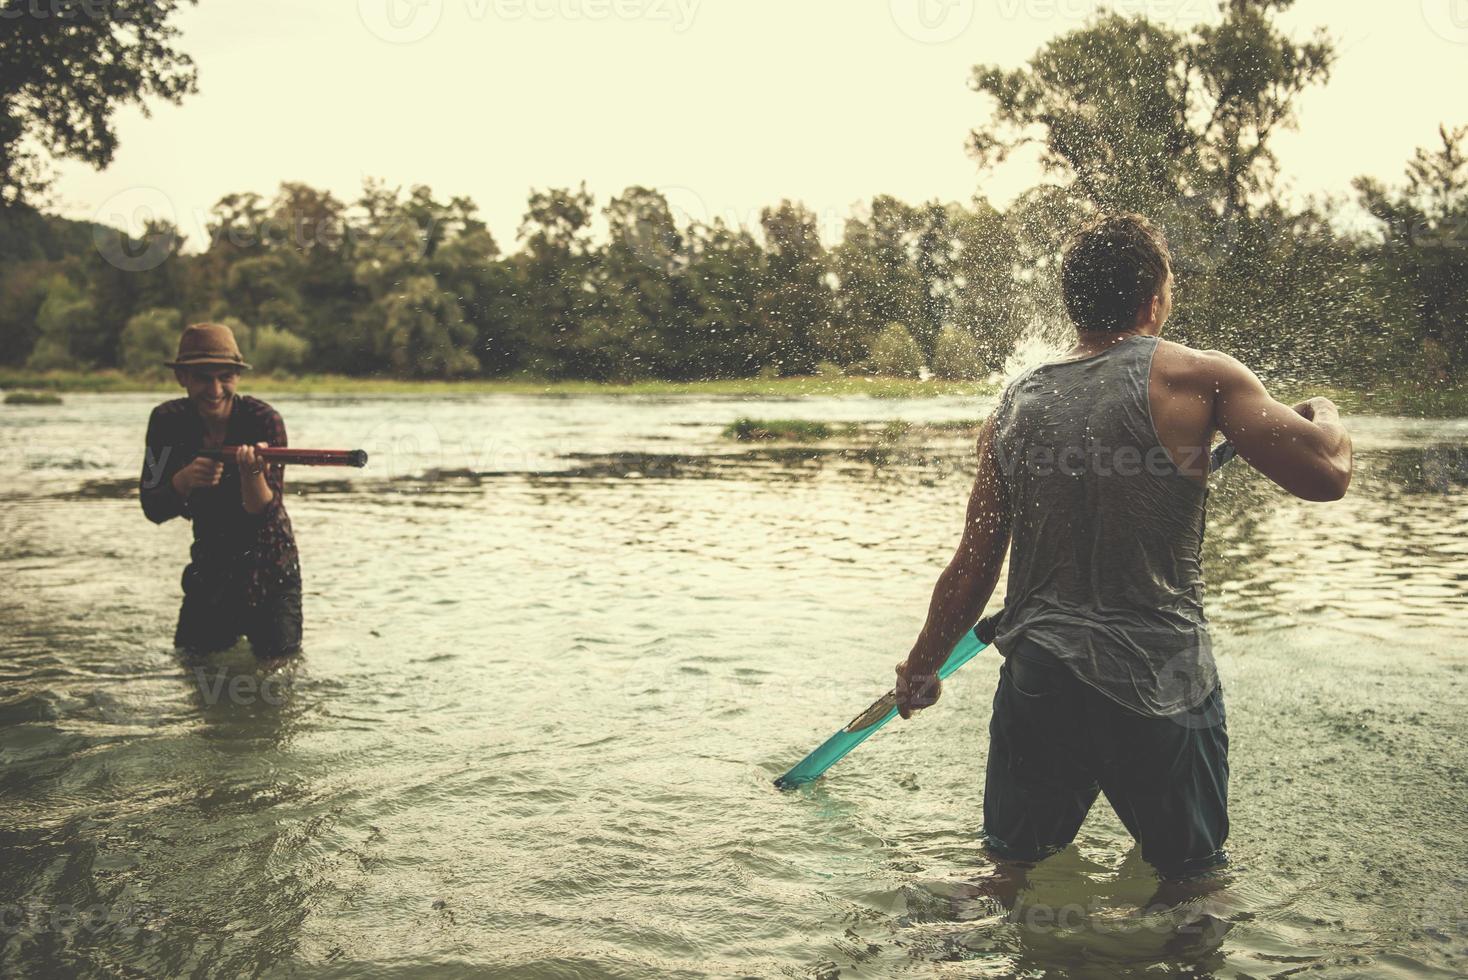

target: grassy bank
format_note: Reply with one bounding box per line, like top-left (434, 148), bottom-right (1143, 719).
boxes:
top-left (1, 368), bottom-right (1464, 415)
top-left (723, 417), bottom-right (986, 443)
top-left (0, 368), bottom-right (994, 400)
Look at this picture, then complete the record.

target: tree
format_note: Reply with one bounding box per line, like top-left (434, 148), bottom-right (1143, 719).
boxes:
top-left (250, 325), bottom-right (310, 376)
top-left (677, 219), bottom-right (767, 378)
top-left (968, 1), bottom-right (1340, 376)
top-left (1355, 125), bottom-right (1468, 379)
top-left (968, 2), bottom-right (1332, 278)
top-left (202, 184), bottom-right (363, 374)
top-left (931, 324), bottom-right (986, 380)
top-left (589, 186), bottom-right (683, 379)
top-left (119, 307), bottom-right (183, 376)
top-left (367, 276), bottom-right (478, 378)
top-left (0, 0), bottom-right (199, 205)
top-left (84, 219), bottom-right (188, 365)
top-left (832, 196), bottom-right (926, 345)
top-left (948, 199), bottom-right (1023, 369)
top-left (351, 183), bottom-right (485, 378)
top-left (25, 275), bottom-right (94, 370)
top-left (757, 200), bottom-right (834, 375)
top-left (514, 184), bottom-right (598, 377)
top-left (866, 322), bottom-right (925, 378)
top-left (0, 258), bottom-right (51, 364)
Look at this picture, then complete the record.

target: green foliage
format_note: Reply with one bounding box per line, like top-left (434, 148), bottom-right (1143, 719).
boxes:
top-left (931, 325), bottom-right (987, 380)
top-left (251, 325), bottom-right (311, 376)
top-left (25, 276), bottom-right (93, 371)
top-left (866, 322), bottom-right (925, 378)
top-left (119, 307), bottom-right (183, 376)
top-left (1354, 125), bottom-right (1468, 379)
top-left (758, 201), bottom-right (835, 375)
top-left (967, 3), bottom-right (1334, 296)
top-left (0, 0), bottom-right (1463, 397)
top-left (0, 255), bottom-right (50, 364)
top-left (813, 360), bottom-right (845, 379)
top-left (4, 390), bottom-right (62, 405)
top-left (723, 418), bottom-right (839, 442)
top-left (368, 276), bottom-right (480, 379)
top-left (676, 219), bottom-right (767, 378)
top-left (0, 1), bottom-right (199, 205)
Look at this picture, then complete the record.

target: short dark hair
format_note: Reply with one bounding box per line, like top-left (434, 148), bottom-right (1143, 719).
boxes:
top-left (1060, 213), bottom-right (1172, 333)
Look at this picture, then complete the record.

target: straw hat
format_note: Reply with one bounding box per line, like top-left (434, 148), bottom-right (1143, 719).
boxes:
top-left (164, 322), bottom-right (252, 370)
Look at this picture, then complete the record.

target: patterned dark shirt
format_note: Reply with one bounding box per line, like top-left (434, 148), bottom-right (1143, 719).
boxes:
top-left (141, 395), bottom-right (300, 604)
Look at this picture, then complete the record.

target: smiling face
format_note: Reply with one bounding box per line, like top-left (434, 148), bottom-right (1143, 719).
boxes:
top-left (175, 365), bottom-right (240, 424)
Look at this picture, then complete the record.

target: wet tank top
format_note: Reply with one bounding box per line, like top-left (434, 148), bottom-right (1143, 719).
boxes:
top-left (990, 334), bottom-right (1217, 716)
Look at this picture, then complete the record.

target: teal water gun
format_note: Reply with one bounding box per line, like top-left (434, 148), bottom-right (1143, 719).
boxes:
top-left (773, 614), bottom-right (1000, 790)
top-left (773, 440), bottom-right (1240, 790)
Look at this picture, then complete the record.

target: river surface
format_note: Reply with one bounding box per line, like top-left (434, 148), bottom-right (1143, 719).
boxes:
top-left (1, 391), bottom-right (1465, 978)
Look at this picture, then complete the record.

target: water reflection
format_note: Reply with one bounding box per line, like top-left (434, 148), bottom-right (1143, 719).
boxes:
top-left (176, 647), bottom-right (303, 744)
top-left (1, 395), bottom-right (1464, 977)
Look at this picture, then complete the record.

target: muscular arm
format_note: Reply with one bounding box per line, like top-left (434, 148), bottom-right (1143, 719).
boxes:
top-left (897, 415), bottom-right (1012, 717)
top-left (1211, 353), bottom-right (1352, 502)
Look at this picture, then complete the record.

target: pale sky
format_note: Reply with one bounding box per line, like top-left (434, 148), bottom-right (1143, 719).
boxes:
top-left (47, 0), bottom-right (1468, 251)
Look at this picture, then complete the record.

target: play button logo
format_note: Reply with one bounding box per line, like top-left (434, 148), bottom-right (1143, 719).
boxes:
top-left (889, 0), bottom-right (974, 44)
top-left (1423, 0), bottom-right (1468, 43)
top-left (359, 0), bottom-right (444, 44)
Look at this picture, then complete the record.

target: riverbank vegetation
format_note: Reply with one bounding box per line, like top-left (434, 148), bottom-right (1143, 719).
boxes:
top-left (3, 390), bottom-right (62, 405)
top-left (1, 2), bottom-right (1463, 398)
top-left (2, 369), bottom-right (1465, 417)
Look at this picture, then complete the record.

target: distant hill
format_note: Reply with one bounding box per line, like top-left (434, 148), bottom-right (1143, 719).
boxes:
top-left (0, 205), bottom-right (109, 264)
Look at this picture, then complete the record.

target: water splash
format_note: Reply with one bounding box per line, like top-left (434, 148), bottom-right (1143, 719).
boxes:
top-left (1000, 317), bottom-right (1075, 386)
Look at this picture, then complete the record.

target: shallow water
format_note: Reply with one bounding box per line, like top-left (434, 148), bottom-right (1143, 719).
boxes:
top-left (1, 392), bottom-right (1465, 978)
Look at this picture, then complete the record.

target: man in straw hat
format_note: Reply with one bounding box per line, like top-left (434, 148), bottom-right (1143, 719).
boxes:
top-left (139, 322), bottom-right (301, 668)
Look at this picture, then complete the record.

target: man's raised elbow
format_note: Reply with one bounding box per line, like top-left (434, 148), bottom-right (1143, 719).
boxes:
top-left (1325, 458), bottom-right (1352, 500)
top-left (1299, 459), bottom-right (1351, 502)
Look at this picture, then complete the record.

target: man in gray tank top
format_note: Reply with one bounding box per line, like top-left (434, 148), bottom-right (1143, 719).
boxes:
top-left (893, 213), bottom-right (1353, 879)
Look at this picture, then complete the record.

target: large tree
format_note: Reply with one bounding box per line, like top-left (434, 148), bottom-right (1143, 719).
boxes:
top-left (0, 0), bottom-right (199, 205)
top-left (968, 0), bottom-right (1332, 268)
top-left (1355, 125), bottom-right (1468, 379)
top-left (832, 196), bottom-right (926, 349)
top-left (588, 186), bottom-right (683, 380)
top-left (757, 200), bottom-right (833, 375)
top-left (678, 218), bottom-right (767, 378)
top-left (513, 184), bottom-right (598, 377)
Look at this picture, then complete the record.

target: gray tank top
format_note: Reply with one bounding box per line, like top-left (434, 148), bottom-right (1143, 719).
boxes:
top-left (991, 334), bottom-right (1217, 716)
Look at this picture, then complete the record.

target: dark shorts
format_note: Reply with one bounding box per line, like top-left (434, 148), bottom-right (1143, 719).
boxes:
top-left (174, 565), bottom-right (302, 661)
top-left (983, 640), bottom-right (1229, 878)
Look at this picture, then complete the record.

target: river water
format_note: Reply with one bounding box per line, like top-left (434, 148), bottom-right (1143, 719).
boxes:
top-left (1, 391), bottom-right (1465, 978)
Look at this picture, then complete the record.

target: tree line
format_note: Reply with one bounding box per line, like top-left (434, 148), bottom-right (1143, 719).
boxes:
top-left (0, 0), bottom-right (1462, 385)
